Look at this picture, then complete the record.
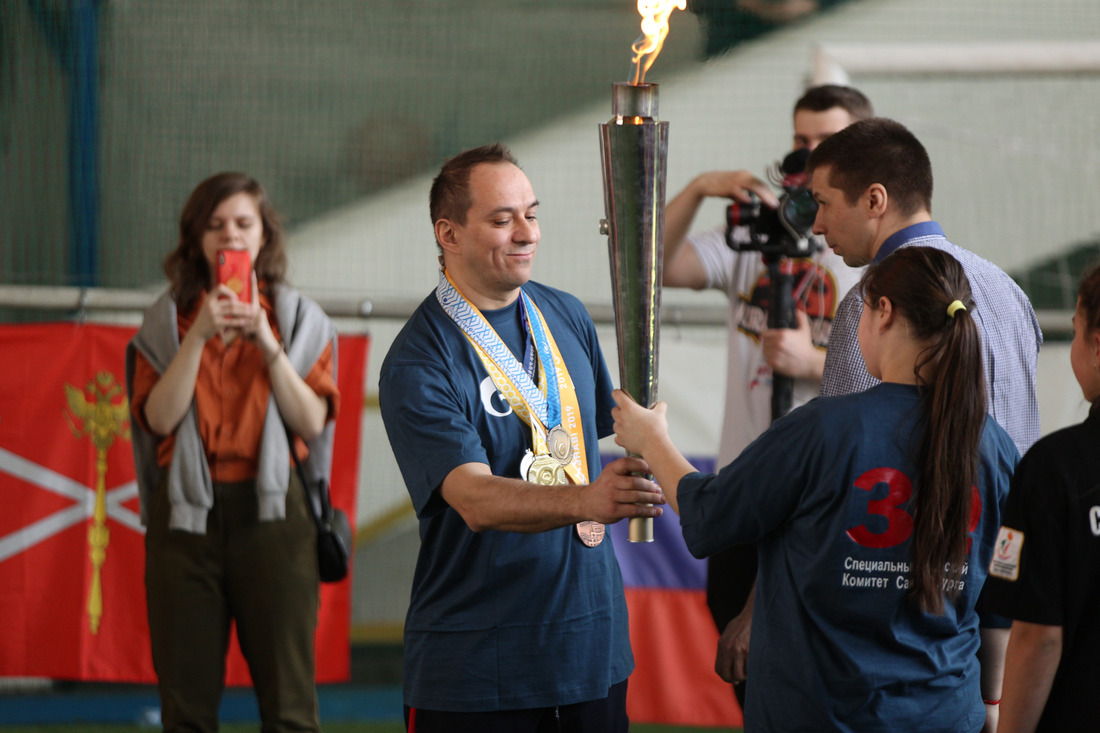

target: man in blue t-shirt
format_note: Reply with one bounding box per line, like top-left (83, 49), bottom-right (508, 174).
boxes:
top-left (379, 142), bottom-right (666, 733)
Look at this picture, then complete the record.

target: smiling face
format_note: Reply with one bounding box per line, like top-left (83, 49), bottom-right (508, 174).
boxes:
top-left (1071, 298), bottom-right (1100, 403)
top-left (200, 191), bottom-right (265, 288)
top-left (810, 165), bottom-right (876, 268)
top-left (437, 161), bottom-right (539, 309)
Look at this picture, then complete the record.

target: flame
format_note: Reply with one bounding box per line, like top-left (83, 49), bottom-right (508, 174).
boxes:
top-left (630, 0), bottom-right (686, 85)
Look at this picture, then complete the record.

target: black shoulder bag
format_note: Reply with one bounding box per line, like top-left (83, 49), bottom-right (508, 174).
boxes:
top-left (290, 436), bottom-right (352, 583)
top-left (282, 294), bottom-right (352, 583)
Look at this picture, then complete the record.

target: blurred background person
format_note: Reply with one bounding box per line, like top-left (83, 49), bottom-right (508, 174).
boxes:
top-left (126, 172), bottom-right (340, 733)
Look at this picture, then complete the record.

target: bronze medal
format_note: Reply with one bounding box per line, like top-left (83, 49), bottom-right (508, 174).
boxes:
top-left (548, 425), bottom-right (573, 466)
top-left (575, 520), bottom-right (605, 547)
top-left (527, 453), bottom-right (567, 486)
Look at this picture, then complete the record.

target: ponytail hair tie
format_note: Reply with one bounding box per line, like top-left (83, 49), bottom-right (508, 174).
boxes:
top-left (947, 300), bottom-right (967, 319)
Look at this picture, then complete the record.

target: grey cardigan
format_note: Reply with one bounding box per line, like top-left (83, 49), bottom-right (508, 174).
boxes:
top-left (125, 285), bottom-right (337, 533)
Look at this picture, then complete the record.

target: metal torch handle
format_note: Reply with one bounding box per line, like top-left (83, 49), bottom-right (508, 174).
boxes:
top-left (629, 516), bottom-right (654, 543)
top-left (627, 452), bottom-right (655, 542)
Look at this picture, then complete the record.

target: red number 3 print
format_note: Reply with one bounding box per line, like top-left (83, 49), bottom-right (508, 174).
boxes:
top-left (846, 467), bottom-right (982, 550)
top-left (847, 467), bottom-right (914, 548)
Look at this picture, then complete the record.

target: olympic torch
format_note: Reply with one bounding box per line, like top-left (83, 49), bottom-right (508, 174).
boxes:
top-left (599, 81), bottom-right (669, 543)
top-left (599, 1), bottom-right (682, 543)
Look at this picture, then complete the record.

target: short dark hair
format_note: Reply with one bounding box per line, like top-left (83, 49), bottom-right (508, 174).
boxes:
top-left (164, 172), bottom-right (286, 312)
top-left (794, 84), bottom-right (873, 121)
top-left (807, 117), bottom-right (933, 217)
top-left (430, 142), bottom-right (519, 228)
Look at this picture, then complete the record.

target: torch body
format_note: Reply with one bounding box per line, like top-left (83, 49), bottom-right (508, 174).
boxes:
top-left (599, 82), bottom-right (668, 543)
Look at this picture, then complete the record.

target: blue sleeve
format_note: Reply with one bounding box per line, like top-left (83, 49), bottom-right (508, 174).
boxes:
top-left (379, 354), bottom-right (487, 518)
top-left (678, 403), bottom-right (824, 558)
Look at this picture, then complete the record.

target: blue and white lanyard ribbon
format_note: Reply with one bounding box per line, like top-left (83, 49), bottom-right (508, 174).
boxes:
top-left (435, 271), bottom-right (552, 429)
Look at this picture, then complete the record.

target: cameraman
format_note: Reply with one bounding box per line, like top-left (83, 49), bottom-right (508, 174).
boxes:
top-left (661, 84), bottom-right (871, 706)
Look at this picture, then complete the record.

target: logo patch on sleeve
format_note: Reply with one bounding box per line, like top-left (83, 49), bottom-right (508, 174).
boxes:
top-left (988, 526), bottom-right (1024, 581)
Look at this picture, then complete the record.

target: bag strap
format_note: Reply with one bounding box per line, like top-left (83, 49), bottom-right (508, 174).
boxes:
top-left (288, 428), bottom-right (330, 530)
top-left (281, 299), bottom-right (332, 531)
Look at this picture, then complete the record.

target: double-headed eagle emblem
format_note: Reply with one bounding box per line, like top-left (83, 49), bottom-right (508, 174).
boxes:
top-left (65, 372), bottom-right (130, 634)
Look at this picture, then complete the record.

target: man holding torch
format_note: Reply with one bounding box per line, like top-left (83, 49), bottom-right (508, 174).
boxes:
top-left (379, 143), bottom-right (665, 733)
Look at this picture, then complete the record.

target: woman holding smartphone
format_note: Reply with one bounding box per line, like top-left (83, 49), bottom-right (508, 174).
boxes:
top-left (126, 172), bottom-right (339, 733)
top-left (613, 247), bottom-right (1018, 732)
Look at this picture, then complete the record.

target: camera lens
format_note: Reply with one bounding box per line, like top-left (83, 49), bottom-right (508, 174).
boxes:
top-left (781, 188), bottom-right (818, 231)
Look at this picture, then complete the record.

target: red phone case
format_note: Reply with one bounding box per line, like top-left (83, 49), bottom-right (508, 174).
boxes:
top-left (216, 249), bottom-right (252, 302)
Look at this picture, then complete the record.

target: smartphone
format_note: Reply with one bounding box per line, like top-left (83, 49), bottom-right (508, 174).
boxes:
top-left (215, 249), bottom-right (252, 302)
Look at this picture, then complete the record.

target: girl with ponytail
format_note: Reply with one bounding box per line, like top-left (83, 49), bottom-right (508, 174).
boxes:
top-left (859, 246), bottom-right (987, 615)
top-left (613, 246), bottom-right (1018, 732)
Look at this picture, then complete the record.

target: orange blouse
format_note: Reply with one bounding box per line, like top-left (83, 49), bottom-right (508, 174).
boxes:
top-left (130, 290), bottom-right (340, 482)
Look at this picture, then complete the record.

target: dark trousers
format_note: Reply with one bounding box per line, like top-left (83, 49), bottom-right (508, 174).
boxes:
top-left (706, 543), bottom-right (758, 709)
top-left (404, 679), bottom-right (629, 733)
top-left (145, 473), bottom-right (320, 733)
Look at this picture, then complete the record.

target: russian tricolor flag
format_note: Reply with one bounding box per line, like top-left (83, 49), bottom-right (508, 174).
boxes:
top-left (606, 455), bottom-right (743, 728)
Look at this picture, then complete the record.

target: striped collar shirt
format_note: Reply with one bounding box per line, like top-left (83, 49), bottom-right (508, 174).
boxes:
top-left (820, 222), bottom-right (1042, 454)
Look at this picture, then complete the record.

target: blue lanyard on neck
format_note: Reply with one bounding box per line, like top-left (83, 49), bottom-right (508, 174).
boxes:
top-left (521, 290), bottom-right (561, 429)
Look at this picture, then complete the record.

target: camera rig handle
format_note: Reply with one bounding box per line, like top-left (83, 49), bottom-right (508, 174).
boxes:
top-left (765, 253), bottom-right (797, 421)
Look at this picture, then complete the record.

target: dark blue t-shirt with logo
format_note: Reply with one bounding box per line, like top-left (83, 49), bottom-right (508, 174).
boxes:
top-left (380, 279), bottom-right (628, 712)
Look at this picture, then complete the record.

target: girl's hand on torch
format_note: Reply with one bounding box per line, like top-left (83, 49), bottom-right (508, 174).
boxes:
top-left (612, 388), bottom-right (694, 515)
top-left (611, 388), bottom-right (669, 457)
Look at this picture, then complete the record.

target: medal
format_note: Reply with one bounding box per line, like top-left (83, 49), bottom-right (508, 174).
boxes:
top-left (548, 425), bottom-right (573, 466)
top-left (575, 520), bottom-right (605, 547)
top-left (521, 452), bottom-right (602, 547)
top-left (520, 449), bottom-right (535, 480)
top-left (526, 453), bottom-right (567, 486)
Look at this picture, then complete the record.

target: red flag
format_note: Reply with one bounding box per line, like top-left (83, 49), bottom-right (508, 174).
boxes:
top-left (0, 323), bottom-right (367, 685)
top-left (623, 587), bottom-right (742, 727)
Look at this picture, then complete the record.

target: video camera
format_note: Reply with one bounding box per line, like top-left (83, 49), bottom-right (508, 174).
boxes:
top-left (722, 148), bottom-right (821, 420)
top-left (725, 148), bottom-right (821, 260)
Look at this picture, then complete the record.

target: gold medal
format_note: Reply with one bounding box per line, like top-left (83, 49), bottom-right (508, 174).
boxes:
top-left (575, 520), bottom-right (605, 547)
top-left (526, 453), bottom-right (567, 486)
top-left (548, 425), bottom-right (573, 466)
